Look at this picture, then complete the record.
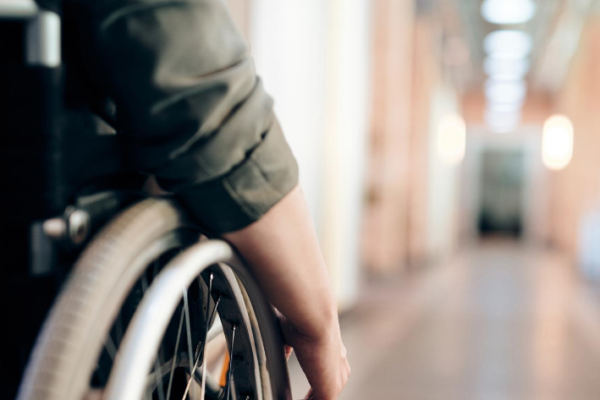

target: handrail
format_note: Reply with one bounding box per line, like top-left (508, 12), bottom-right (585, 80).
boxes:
top-left (0, 1), bottom-right (61, 67)
top-left (0, 0), bottom-right (38, 19)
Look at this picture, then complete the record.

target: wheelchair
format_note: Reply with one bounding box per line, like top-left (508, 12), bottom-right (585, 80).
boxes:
top-left (0, 3), bottom-right (291, 400)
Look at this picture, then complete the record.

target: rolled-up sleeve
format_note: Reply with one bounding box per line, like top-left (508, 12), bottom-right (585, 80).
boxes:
top-left (73, 0), bottom-right (298, 233)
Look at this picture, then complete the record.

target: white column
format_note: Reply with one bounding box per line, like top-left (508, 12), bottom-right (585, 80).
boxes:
top-left (321, 0), bottom-right (372, 309)
top-left (248, 1), bottom-right (329, 223)
top-left (249, 0), bottom-right (372, 309)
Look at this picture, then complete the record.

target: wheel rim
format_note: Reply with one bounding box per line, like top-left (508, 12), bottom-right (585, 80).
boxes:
top-left (105, 240), bottom-right (266, 400)
top-left (87, 229), bottom-right (201, 396)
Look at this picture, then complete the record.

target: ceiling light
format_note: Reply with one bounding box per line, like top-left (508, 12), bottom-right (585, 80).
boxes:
top-left (487, 73), bottom-right (524, 82)
top-left (481, 0), bottom-right (536, 25)
top-left (485, 80), bottom-right (527, 104)
top-left (484, 30), bottom-right (532, 59)
top-left (484, 57), bottom-right (530, 80)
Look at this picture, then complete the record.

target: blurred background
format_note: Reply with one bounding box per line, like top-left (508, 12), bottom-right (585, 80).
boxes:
top-left (227, 0), bottom-right (600, 399)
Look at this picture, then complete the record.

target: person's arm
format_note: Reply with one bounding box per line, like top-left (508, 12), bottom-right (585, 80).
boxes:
top-left (71, 0), bottom-right (348, 397)
top-left (224, 185), bottom-right (350, 400)
top-left (67, 0), bottom-right (297, 234)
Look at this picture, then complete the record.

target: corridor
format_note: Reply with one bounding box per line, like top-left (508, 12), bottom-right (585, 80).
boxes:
top-left (290, 242), bottom-right (600, 400)
top-left (7, 1), bottom-right (600, 398)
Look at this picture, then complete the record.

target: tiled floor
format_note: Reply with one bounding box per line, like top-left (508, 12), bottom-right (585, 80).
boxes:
top-left (288, 241), bottom-right (600, 400)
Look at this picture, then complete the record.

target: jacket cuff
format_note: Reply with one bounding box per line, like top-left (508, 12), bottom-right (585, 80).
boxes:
top-left (167, 117), bottom-right (298, 234)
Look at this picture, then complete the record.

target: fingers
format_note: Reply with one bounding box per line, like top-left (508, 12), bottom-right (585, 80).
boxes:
top-left (278, 308), bottom-right (349, 400)
top-left (343, 345), bottom-right (351, 376)
top-left (303, 388), bottom-right (314, 400)
top-left (285, 344), bottom-right (294, 360)
top-left (276, 308), bottom-right (295, 359)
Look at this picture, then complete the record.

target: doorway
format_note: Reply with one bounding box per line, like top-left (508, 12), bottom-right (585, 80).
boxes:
top-left (477, 149), bottom-right (525, 237)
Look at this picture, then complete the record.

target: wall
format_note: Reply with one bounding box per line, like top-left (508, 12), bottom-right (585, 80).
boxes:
top-left (407, 16), bottom-right (435, 266)
top-left (230, 0), bottom-right (464, 297)
top-left (362, 0), bottom-right (415, 274)
top-left (363, 7), bottom-right (464, 273)
top-left (408, 17), bottom-right (462, 265)
top-left (248, 1), bottom-right (329, 222)
top-left (248, 0), bottom-right (372, 308)
top-left (320, 0), bottom-right (372, 308)
top-left (547, 18), bottom-right (600, 257)
top-left (425, 84), bottom-right (462, 260)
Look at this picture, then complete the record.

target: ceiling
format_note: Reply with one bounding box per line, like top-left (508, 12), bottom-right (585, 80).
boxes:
top-left (449, 0), bottom-right (597, 94)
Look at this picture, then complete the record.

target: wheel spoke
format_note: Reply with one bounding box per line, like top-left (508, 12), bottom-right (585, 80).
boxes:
top-left (181, 344), bottom-right (202, 400)
top-left (205, 319), bottom-right (223, 344)
top-left (201, 274), bottom-right (215, 399)
top-left (153, 358), bottom-right (166, 400)
top-left (97, 239), bottom-right (285, 400)
top-left (166, 309), bottom-right (185, 400)
top-left (182, 288), bottom-right (196, 399)
top-left (181, 273), bottom-right (224, 400)
top-left (145, 361), bottom-right (175, 391)
top-left (144, 381), bottom-right (153, 400)
top-left (225, 326), bottom-right (236, 400)
top-left (104, 333), bottom-right (118, 361)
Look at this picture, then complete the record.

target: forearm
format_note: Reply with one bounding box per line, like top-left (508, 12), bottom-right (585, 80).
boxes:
top-left (223, 185), bottom-right (337, 340)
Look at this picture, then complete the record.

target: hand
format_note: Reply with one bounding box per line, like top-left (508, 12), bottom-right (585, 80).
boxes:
top-left (277, 311), bottom-right (350, 400)
top-left (223, 186), bottom-right (350, 399)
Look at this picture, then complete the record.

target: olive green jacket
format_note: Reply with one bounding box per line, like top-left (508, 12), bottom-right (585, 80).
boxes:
top-left (66, 0), bottom-right (298, 233)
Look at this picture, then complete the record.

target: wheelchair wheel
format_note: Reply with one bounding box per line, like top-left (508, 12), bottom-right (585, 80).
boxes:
top-left (17, 198), bottom-right (291, 400)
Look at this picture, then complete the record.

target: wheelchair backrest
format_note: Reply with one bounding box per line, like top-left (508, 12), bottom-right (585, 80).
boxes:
top-left (0, 2), bottom-right (132, 274)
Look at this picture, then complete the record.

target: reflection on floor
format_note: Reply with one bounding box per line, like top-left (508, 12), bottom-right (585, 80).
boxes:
top-left (288, 241), bottom-right (600, 400)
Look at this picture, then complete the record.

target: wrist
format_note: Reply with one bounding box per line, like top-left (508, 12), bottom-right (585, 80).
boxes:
top-left (290, 302), bottom-right (339, 344)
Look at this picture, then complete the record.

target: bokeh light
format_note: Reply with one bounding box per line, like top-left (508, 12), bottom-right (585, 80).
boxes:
top-left (481, 0), bottom-right (537, 25)
top-left (484, 57), bottom-right (530, 80)
top-left (542, 115), bottom-right (574, 170)
top-left (437, 114), bottom-right (466, 165)
top-left (484, 30), bottom-right (532, 59)
top-left (485, 80), bottom-right (527, 104)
